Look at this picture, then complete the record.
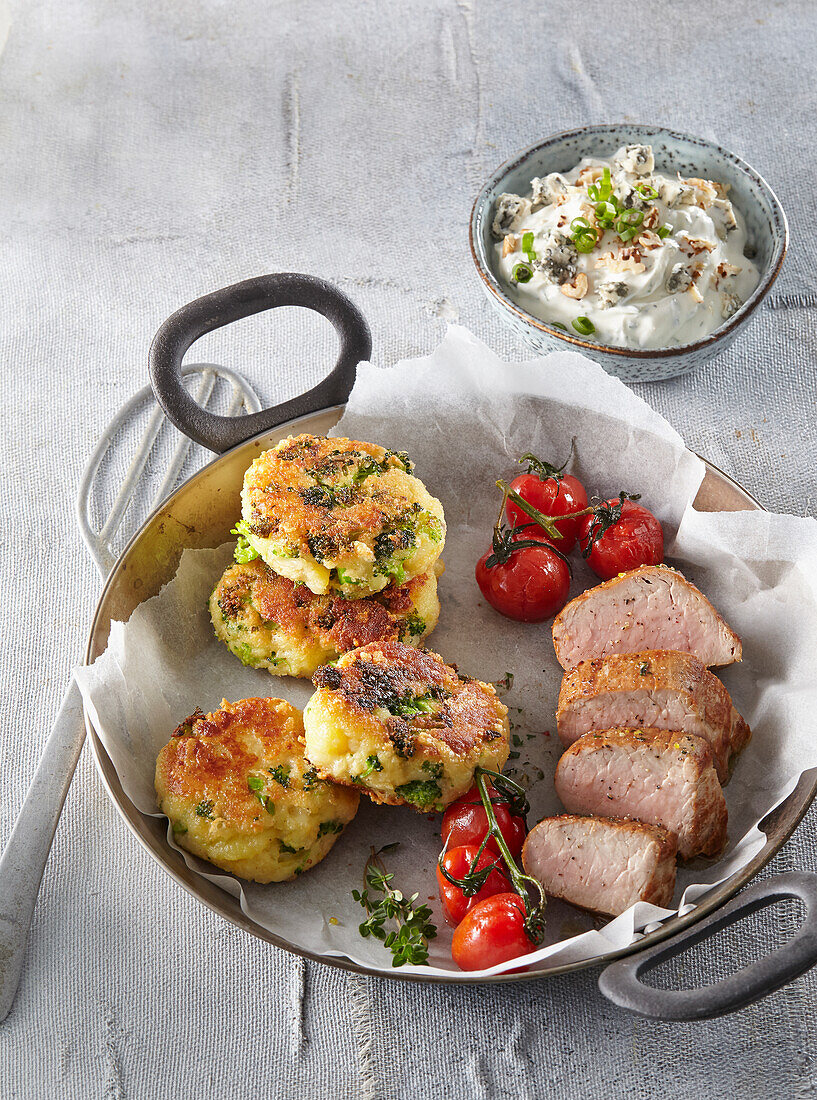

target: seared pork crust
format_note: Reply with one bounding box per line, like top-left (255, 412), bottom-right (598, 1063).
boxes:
top-left (554, 727), bottom-right (728, 859)
top-left (552, 565), bottom-right (742, 671)
top-left (556, 650), bottom-right (751, 782)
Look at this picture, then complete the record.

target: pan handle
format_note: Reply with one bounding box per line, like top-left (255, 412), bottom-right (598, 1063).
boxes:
top-left (149, 273), bottom-right (372, 453)
top-left (598, 871), bottom-right (817, 1020)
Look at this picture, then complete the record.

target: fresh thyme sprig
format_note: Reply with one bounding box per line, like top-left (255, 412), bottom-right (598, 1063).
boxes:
top-left (352, 844), bottom-right (437, 967)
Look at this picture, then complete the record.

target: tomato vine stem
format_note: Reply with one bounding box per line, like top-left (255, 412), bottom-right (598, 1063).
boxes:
top-left (472, 768), bottom-right (547, 945)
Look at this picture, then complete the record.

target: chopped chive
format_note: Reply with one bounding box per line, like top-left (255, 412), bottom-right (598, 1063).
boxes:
top-left (594, 200), bottom-right (618, 227)
top-left (616, 208), bottom-right (644, 229)
top-left (512, 262), bottom-right (534, 283)
top-left (587, 166), bottom-right (612, 203)
top-left (657, 224), bottom-right (672, 239)
top-left (635, 182), bottom-right (658, 200)
top-left (570, 215), bottom-right (598, 253)
top-left (572, 316), bottom-right (595, 336)
top-left (550, 321), bottom-right (568, 331)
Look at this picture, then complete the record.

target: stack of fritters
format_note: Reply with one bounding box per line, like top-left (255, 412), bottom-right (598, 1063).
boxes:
top-left (156, 433), bottom-right (509, 884)
top-left (210, 434), bottom-right (447, 678)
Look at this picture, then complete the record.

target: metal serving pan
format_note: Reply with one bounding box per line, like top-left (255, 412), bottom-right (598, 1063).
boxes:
top-left (84, 273), bottom-right (817, 1019)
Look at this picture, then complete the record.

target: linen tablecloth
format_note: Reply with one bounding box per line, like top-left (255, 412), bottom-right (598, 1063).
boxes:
top-left (1, 0), bottom-right (815, 1095)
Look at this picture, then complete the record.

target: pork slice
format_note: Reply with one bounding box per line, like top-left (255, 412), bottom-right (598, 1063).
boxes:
top-left (556, 650), bottom-right (751, 782)
top-left (554, 727), bottom-right (727, 859)
top-left (551, 566), bottom-right (742, 671)
top-left (522, 814), bottom-right (677, 916)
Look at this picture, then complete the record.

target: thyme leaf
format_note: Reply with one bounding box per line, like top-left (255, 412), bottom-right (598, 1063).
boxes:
top-left (352, 845), bottom-right (437, 967)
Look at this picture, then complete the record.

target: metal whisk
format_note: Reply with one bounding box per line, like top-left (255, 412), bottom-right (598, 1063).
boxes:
top-left (0, 364), bottom-right (260, 1021)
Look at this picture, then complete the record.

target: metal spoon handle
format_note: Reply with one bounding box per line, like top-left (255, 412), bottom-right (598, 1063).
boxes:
top-left (0, 681), bottom-right (86, 1022)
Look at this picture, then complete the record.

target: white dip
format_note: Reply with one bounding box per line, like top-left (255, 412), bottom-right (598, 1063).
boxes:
top-left (492, 144), bottom-right (760, 349)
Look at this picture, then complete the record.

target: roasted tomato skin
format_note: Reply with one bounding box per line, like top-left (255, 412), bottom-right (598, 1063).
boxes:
top-left (506, 473), bottom-right (588, 552)
top-left (436, 845), bottom-right (512, 926)
top-left (451, 893), bottom-right (533, 970)
top-left (579, 500), bottom-right (664, 580)
top-left (475, 539), bottom-right (570, 623)
top-left (441, 785), bottom-right (527, 859)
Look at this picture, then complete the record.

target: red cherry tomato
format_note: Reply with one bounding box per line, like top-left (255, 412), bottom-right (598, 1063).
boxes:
top-left (451, 892), bottom-right (534, 971)
top-left (476, 538), bottom-right (570, 623)
top-left (441, 785), bottom-right (527, 859)
top-left (436, 844), bottom-right (512, 926)
top-left (579, 499), bottom-right (664, 580)
top-left (506, 472), bottom-right (588, 552)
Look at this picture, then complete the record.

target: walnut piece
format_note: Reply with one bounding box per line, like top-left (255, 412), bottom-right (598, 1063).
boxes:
top-left (595, 251), bottom-right (646, 274)
top-left (680, 178), bottom-right (719, 209)
top-left (678, 233), bottom-right (717, 256)
top-left (502, 235), bottom-right (519, 258)
top-left (559, 273), bottom-right (589, 300)
top-left (636, 230), bottom-right (662, 250)
top-left (687, 283), bottom-right (704, 304)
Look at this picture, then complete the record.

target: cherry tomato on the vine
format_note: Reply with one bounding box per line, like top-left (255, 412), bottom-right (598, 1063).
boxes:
top-left (441, 784), bottom-right (527, 859)
top-left (506, 472), bottom-right (588, 552)
top-left (579, 498), bottom-right (664, 580)
top-left (451, 892), bottom-right (534, 971)
top-left (476, 536), bottom-right (570, 623)
top-left (436, 844), bottom-right (512, 926)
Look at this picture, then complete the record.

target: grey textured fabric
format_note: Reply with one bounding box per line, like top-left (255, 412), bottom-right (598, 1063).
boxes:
top-left (0, 0), bottom-right (816, 1096)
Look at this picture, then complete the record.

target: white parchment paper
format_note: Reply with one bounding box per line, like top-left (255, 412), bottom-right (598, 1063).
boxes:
top-left (75, 327), bottom-right (817, 977)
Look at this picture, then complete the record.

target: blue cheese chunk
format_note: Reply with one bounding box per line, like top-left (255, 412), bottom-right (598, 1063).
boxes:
top-left (613, 144), bottom-right (655, 176)
top-left (613, 175), bottom-right (648, 212)
top-left (711, 198), bottom-right (738, 239)
top-left (533, 230), bottom-right (579, 286)
top-left (656, 177), bottom-right (687, 208)
top-left (597, 280), bottom-right (630, 309)
top-left (531, 173), bottom-right (568, 207)
top-left (491, 193), bottom-right (531, 238)
top-left (721, 292), bottom-right (743, 319)
top-left (666, 264), bottom-right (693, 294)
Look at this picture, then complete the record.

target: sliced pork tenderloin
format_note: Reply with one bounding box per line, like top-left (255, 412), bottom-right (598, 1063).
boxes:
top-left (522, 814), bottom-right (677, 916)
top-left (551, 565), bottom-right (742, 671)
top-left (554, 727), bottom-right (728, 859)
top-left (556, 650), bottom-right (750, 782)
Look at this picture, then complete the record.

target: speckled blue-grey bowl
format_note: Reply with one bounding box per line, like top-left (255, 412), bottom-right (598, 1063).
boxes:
top-left (470, 124), bottom-right (788, 382)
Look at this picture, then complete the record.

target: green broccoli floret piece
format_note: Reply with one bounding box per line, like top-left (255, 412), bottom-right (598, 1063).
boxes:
top-left (394, 779), bottom-right (442, 810)
top-left (231, 520), bottom-right (260, 563)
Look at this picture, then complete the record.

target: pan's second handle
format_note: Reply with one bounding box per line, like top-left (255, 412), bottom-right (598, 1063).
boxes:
top-left (149, 273), bottom-right (372, 453)
top-left (599, 871), bottom-right (817, 1021)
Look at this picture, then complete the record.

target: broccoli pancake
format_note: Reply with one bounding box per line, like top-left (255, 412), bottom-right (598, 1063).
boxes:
top-left (239, 434), bottom-right (446, 598)
top-left (155, 697), bottom-right (359, 883)
top-left (210, 559), bottom-right (442, 677)
top-left (302, 641), bottom-right (510, 812)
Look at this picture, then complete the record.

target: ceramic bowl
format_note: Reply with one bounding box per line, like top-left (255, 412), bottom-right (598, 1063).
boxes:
top-left (469, 124), bottom-right (788, 382)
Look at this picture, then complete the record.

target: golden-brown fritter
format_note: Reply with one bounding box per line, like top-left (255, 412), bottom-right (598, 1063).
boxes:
top-left (239, 434), bottom-right (445, 598)
top-left (210, 559), bottom-right (442, 677)
top-left (155, 697), bottom-right (359, 882)
top-left (303, 641), bottom-right (510, 812)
